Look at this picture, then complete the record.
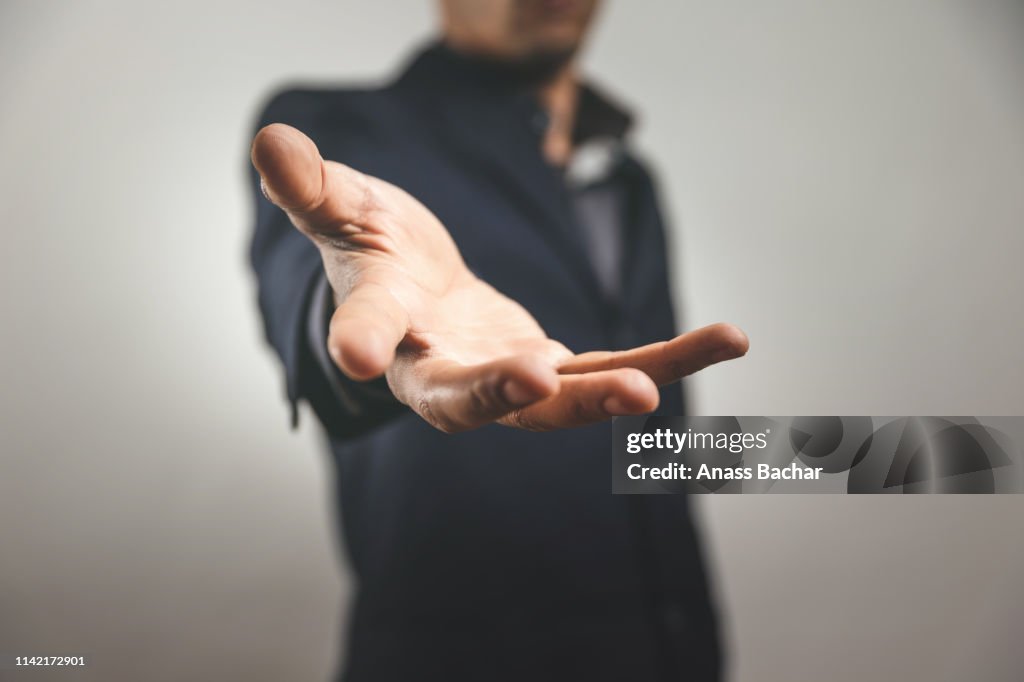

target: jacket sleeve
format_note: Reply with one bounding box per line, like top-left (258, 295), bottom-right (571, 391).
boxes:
top-left (247, 89), bottom-right (407, 438)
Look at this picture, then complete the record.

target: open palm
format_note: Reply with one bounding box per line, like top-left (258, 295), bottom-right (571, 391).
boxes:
top-left (252, 123), bottom-right (748, 432)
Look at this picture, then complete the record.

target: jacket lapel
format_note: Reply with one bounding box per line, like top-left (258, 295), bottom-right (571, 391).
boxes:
top-left (434, 96), bottom-right (607, 298)
top-left (393, 46), bottom-right (608, 305)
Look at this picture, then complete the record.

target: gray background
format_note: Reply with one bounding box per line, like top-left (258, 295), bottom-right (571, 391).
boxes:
top-left (1, 1), bottom-right (1022, 680)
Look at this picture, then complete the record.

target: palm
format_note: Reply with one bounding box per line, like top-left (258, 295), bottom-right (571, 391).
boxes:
top-left (321, 164), bottom-right (561, 366)
top-left (411, 278), bottom-right (570, 367)
top-left (253, 123), bottom-right (748, 432)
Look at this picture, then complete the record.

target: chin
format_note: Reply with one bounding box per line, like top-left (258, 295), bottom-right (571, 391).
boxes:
top-left (535, 19), bottom-right (590, 45)
top-left (519, 29), bottom-right (584, 62)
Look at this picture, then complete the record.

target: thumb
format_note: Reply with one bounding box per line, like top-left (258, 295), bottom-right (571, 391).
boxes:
top-left (251, 123), bottom-right (375, 235)
top-left (251, 123), bottom-right (324, 212)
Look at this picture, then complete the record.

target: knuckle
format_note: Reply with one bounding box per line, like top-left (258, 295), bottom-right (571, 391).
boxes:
top-left (505, 409), bottom-right (528, 430)
top-left (417, 398), bottom-right (465, 435)
top-left (417, 399), bottom-right (450, 434)
top-left (506, 409), bottom-right (545, 432)
top-left (468, 380), bottom-right (491, 416)
top-left (574, 398), bottom-right (594, 424)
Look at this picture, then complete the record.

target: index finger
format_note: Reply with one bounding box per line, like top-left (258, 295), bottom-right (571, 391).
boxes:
top-left (558, 322), bottom-right (749, 385)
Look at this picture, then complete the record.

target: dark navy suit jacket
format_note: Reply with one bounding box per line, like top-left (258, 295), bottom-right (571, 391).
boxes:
top-left (250, 44), bottom-right (722, 682)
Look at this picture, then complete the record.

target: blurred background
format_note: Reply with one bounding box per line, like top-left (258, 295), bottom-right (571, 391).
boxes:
top-left (2, 1), bottom-right (1023, 680)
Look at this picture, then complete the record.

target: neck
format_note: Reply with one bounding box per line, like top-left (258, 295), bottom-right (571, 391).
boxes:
top-left (537, 65), bottom-right (579, 166)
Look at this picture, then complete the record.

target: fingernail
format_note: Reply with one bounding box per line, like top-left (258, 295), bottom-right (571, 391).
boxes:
top-left (503, 380), bottom-right (537, 407)
top-left (259, 176), bottom-right (271, 201)
top-left (603, 395), bottom-right (628, 414)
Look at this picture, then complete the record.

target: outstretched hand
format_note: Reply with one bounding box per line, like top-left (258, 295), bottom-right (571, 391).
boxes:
top-left (252, 123), bottom-right (748, 433)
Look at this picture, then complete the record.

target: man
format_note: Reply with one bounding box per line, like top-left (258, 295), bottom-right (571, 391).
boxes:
top-left (249, 1), bottom-right (747, 679)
